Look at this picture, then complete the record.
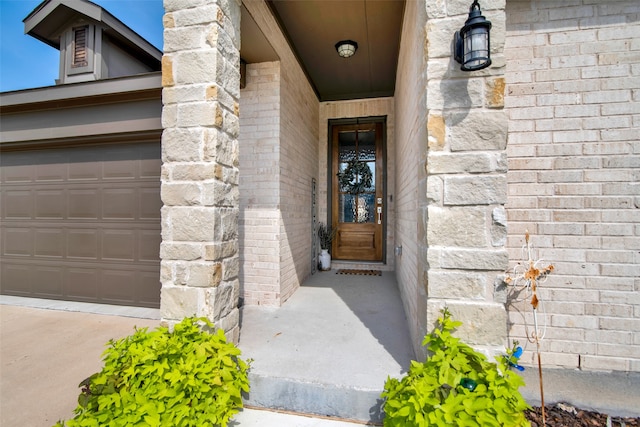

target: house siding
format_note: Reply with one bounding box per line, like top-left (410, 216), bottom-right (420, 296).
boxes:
top-left (505, 0), bottom-right (640, 372)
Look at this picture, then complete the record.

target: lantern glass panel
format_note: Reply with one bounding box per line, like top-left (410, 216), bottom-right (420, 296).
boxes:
top-left (463, 27), bottom-right (489, 69)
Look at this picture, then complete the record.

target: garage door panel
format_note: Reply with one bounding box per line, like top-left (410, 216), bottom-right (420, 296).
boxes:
top-left (1, 160), bottom-right (35, 182)
top-left (68, 153), bottom-right (101, 181)
top-left (1, 264), bottom-right (32, 295)
top-left (2, 260), bottom-right (160, 308)
top-left (103, 156), bottom-right (137, 179)
top-left (140, 157), bottom-right (161, 178)
top-left (102, 230), bottom-right (136, 261)
top-left (138, 271), bottom-right (162, 305)
top-left (140, 230), bottom-right (161, 261)
top-left (35, 155), bottom-right (67, 181)
top-left (4, 190), bottom-right (33, 218)
top-left (140, 187), bottom-right (162, 219)
top-left (66, 267), bottom-right (99, 300)
top-left (69, 164), bottom-right (101, 181)
top-left (103, 188), bottom-right (137, 219)
top-left (67, 230), bottom-right (98, 259)
top-left (102, 269), bottom-right (137, 303)
top-left (1, 142), bottom-right (161, 308)
top-left (32, 266), bottom-right (64, 295)
top-left (68, 188), bottom-right (101, 219)
top-left (34, 229), bottom-right (65, 257)
top-left (3, 228), bottom-right (32, 256)
top-left (35, 189), bottom-right (66, 218)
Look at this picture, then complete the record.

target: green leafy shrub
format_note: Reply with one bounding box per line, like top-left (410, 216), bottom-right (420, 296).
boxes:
top-left (55, 317), bottom-right (250, 427)
top-left (381, 308), bottom-right (530, 426)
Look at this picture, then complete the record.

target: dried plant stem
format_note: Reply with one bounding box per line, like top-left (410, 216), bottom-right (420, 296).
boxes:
top-left (537, 348), bottom-right (545, 424)
top-left (533, 308), bottom-right (546, 425)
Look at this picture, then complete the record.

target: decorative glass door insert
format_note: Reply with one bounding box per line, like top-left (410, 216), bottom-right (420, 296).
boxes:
top-left (331, 121), bottom-right (384, 261)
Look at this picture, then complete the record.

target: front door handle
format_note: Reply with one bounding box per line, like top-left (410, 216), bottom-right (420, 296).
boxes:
top-left (377, 206), bottom-right (382, 224)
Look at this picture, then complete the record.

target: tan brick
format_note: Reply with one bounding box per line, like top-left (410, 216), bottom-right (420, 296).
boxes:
top-left (162, 56), bottom-right (175, 87)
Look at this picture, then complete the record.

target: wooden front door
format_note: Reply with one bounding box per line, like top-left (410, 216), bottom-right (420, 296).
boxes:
top-left (331, 121), bottom-right (384, 261)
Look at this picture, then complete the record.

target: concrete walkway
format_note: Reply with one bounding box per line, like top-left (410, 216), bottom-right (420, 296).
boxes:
top-left (0, 302), bottom-right (159, 426)
top-left (232, 408), bottom-right (369, 426)
top-left (0, 298), bottom-right (366, 427)
top-left (3, 281), bottom-right (640, 425)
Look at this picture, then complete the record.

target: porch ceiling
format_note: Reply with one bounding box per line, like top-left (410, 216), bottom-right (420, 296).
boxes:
top-left (241, 1), bottom-right (405, 102)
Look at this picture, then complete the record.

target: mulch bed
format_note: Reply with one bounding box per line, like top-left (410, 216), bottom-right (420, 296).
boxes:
top-left (526, 403), bottom-right (640, 427)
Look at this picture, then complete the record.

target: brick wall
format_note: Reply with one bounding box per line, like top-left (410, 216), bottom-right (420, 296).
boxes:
top-left (393, 0), bottom-right (427, 358)
top-left (239, 62), bottom-right (281, 306)
top-left (241, 1), bottom-right (319, 306)
top-left (279, 50), bottom-right (320, 303)
top-left (505, 0), bottom-right (640, 371)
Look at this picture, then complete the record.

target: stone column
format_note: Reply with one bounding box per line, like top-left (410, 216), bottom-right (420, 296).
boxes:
top-left (422, 0), bottom-right (508, 355)
top-left (160, 0), bottom-right (241, 342)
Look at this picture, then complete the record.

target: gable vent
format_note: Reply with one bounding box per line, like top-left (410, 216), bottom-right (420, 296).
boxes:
top-left (72, 26), bottom-right (89, 68)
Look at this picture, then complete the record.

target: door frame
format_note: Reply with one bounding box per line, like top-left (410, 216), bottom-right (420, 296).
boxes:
top-left (327, 116), bottom-right (387, 263)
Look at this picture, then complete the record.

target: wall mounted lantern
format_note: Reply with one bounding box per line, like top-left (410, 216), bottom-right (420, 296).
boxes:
top-left (335, 40), bottom-right (358, 58)
top-left (454, 0), bottom-right (492, 71)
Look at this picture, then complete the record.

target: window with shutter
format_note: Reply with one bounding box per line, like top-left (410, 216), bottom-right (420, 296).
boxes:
top-left (72, 26), bottom-right (89, 68)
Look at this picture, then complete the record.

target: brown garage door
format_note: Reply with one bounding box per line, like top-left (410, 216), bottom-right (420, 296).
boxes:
top-left (0, 142), bottom-right (161, 308)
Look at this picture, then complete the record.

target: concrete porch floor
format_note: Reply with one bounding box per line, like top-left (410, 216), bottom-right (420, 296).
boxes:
top-left (237, 269), bottom-right (640, 422)
top-left (238, 269), bottom-right (415, 423)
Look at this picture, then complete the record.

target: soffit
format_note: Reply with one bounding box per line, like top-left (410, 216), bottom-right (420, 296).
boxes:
top-left (241, 0), bottom-right (405, 102)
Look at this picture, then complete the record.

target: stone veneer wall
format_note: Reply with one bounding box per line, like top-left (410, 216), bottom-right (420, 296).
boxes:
top-left (160, 0), bottom-right (242, 341)
top-left (239, 61), bottom-right (281, 306)
top-left (241, 1), bottom-right (319, 306)
top-left (422, 0), bottom-right (509, 355)
top-left (318, 98), bottom-right (395, 270)
top-left (505, 0), bottom-right (640, 372)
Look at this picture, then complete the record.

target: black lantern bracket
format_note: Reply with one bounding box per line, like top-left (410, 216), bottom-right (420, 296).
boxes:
top-left (454, 0), bottom-right (492, 71)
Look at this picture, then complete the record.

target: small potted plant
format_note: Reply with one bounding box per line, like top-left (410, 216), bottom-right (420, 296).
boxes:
top-left (317, 222), bottom-right (337, 271)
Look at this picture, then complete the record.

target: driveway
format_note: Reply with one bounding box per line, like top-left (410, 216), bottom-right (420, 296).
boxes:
top-left (0, 304), bottom-right (158, 426)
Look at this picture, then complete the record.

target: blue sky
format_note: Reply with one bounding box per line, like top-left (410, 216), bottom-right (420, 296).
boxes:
top-left (0, 0), bottom-right (164, 92)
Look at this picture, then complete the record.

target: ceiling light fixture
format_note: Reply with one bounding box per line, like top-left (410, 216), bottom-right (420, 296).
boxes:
top-left (335, 40), bottom-right (358, 58)
top-left (454, 0), bottom-right (492, 71)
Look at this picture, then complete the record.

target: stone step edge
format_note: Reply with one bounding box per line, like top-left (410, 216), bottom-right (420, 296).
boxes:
top-left (243, 372), bottom-right (385, 424)
top-left (240, 405), bottom-right (381, 426)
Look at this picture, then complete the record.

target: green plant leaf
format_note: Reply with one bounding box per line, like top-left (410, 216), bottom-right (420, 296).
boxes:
top-left (381, 308), bottom-right (531, 427)
top-left (55, 317), bottom-right (250, 427)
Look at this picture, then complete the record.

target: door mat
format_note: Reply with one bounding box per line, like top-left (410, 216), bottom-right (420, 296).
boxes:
top-left (336, 269), bottom-right (382, 276)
